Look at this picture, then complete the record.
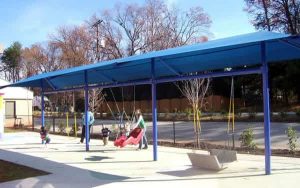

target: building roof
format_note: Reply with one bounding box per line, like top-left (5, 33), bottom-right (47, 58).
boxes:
top-left (0, 79), bottom-right (33, 100)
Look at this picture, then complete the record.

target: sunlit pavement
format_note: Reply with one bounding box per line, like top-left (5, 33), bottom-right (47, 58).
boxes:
top-left (1, 132), bottom-right (300, 188)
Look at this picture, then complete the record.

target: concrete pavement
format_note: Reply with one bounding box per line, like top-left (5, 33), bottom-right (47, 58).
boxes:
top-left (1, 132), bottom-right (300, 188)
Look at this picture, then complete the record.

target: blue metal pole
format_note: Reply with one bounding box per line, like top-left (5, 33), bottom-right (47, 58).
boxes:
top-left (261, 41), bottom-right (271, 175)
top-left (41, 81), bottom-right (45, 128)
top-left (151, 58), bottom-right (158, 161)
top-left (84, 71), bottom-right (89, 151)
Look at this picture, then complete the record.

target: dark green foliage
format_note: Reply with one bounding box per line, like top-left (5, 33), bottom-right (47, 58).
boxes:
top-left (248, 112), bottom-right (257, 120)
top-left (286, 127), bottom-right (298, 154)
top-left (239, 128), bottom-right (257, 150)
top-left (280, 111), bottom-right (288, 119)
top-left (296, 109), bottom-right (300, 117)
top-left (1, 42), bottom-right (22, 82)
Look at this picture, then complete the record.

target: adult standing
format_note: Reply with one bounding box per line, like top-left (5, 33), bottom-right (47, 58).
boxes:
top-left (80, 111), bottom-right (94, 143)
top-left (133, 109), bottom-right (148, 150)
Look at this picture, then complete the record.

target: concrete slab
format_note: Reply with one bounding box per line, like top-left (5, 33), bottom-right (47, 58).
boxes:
top-left (1, 132), bottom-right (300, 188)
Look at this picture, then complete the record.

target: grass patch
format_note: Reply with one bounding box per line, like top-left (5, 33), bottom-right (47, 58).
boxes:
top-left (0, 160), bottom-right (50, 183)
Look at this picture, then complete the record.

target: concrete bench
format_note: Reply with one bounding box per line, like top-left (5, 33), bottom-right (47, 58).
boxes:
top-left (209, 149), bottom-right (237, 163)
top-left (187, 153), bottom-right (226, 171)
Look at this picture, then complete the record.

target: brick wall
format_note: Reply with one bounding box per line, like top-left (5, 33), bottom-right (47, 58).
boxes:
top-left (98, 95), bottom-right (241, 113)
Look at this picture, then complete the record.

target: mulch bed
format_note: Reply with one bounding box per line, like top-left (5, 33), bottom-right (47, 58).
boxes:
top-left (0, 160), bottom-right (50, 183)
top-left (152, 140), bottom-right (300, 158)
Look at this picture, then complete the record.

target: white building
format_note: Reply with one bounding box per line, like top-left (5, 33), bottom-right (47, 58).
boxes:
top-left (0, 78), bottom-right (33, 127)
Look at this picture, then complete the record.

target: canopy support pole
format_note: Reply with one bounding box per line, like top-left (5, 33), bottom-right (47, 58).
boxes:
top-left (41, 81), bottom-right (45, 128)
top-left (151, 58), bottom-right (158, 161)
top-left (84, 70), bottom-right (89, 151)
top-left (261, 41), bottom-right (271, 175)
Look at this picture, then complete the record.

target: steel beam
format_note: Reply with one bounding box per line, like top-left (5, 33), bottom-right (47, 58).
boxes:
top-left (261, 41), bottom-right (271, 175)
top-left (151, 58), bottom-right (158, 161)
top-left (84, 70), bottom-right (89, 151)
top-left (45, 68), bottom-right (262, 94)
top-left (156, 67), bottom-right (262, 84)
top-left (158, 58), bottom-right (181, 76)
top-left (41, 81), bottom-right (45, 128)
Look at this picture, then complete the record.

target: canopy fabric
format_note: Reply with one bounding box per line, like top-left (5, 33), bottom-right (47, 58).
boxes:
top-left (3, 31), bottom-right (300, 90)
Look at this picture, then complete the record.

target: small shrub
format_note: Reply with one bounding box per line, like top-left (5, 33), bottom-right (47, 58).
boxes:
top-left (58, 123), bottom-right (66, 134)
top-left (280, 111), bottom-right (288, 119)
top-left (184, 108), bottom-right (193, 116)
top-left (286, 127), bottom-right (298, 154)
top-left (45, 123), bottom-right (52, 132)
top-left (70, 123), bottom-right (78, 135)
top-left (236, 111), bottom-right (242, 118)
top-left (110, 124), bottom-right (119, 138)
top-left (220, 109), bottom-right (227, 117)
top-left (248, 112), bottom-right (257, 120)
top-left (296, 109), bottom-right (300, 117)
top-left (239, 128), bottom-right (257, 150)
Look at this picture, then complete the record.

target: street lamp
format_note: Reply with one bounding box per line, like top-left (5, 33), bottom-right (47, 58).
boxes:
top-left (92, 19), bottom-right (103, 62)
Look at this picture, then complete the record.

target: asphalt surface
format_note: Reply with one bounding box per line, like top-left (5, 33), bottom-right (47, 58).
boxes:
top-left (35, 118), bottom-right (300, 149)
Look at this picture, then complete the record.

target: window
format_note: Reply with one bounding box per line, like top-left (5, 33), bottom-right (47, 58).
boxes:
top-left (5, 101), bottom-right (16, 119)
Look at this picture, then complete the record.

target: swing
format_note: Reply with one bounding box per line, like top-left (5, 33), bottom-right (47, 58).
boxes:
top-left (209, 76), bottom-right (237, 163)
top-left (114, 127), bottom-right (143, 147)
top-left (188, 77), bottom-right (237, 170)
top-left (108, 86), bottom-right (143, 147)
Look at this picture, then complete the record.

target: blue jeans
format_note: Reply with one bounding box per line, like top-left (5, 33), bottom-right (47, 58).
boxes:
top-left (138, 127), bottom-right (148, 149)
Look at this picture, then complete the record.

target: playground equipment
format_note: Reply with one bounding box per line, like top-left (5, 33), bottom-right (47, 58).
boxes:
top-left (227, 76), bottom-right (235, 148)
top-left (103, 86), bottom-right (142, 148)
top-left (188, 77), bottom-right (237, 170)
top-left (114, 127), bottom-right (143, 147)
top-left (188, 152), bottom-right (226, 171)
top-left (207, 76), bottom-right (237, 164)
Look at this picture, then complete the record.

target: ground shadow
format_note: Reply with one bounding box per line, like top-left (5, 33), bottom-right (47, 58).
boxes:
top-left (67, 160), bottom-right (153, 165)
top-left (0, 149), bottom-right (129, 188)
top-left (85, 155), bottom-right (112, 161)
top-left (158, 166), bottom-right (219, 177)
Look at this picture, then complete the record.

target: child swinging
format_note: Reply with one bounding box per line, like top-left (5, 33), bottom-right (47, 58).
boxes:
top-left (40, 126), bottom-right (51, 145)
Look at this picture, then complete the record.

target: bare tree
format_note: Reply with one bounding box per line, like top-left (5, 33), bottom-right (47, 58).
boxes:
top-left (245, 0), bottom-right (300, 34)
top-left (89, 88), bottom-right (104, 113)
top-left (87, 14), bottom-right (124, 60)
top-left (50, 25), bottom-right (94, 67)
top-left (50, 25), bottom-right (99, 111)
top-left (177, 76), bottom-right (210, 148)
top-left (22, 42), bottom-right (61, 77)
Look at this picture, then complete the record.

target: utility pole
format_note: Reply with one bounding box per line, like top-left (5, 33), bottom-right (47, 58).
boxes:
top-left (92, 19), bottom-right (103, 62)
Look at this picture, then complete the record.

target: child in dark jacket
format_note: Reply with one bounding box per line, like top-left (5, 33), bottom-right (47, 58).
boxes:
top-left (101, 125), bottom-right (111, 146)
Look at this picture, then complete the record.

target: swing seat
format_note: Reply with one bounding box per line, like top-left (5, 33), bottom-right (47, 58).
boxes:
top-left (209, 149), bottom-right (237, 163)
top-left (114, 128), bottom-right (143, 148)
top-left (187, 153), bottom-right (226, 171)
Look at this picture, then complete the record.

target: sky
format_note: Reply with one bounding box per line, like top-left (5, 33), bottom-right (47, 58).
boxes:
top-left (0, 0), bottom-right (255, 48)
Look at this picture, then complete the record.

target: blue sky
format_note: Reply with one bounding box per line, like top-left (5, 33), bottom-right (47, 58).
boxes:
top-left (0, 0), bottom-right (255, 48)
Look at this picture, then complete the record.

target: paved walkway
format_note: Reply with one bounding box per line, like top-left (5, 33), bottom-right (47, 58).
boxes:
top-left (1, 132), bottom-right (300, 188)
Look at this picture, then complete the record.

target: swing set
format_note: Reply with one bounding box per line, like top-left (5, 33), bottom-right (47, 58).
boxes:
top-left (102, 86), bottom-right (144, 148)
top-left (189, 77), bottom-right (237, 171)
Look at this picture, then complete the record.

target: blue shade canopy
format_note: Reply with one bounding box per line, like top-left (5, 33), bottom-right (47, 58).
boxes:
top-left (3, 31), bottom-right (300, 90)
